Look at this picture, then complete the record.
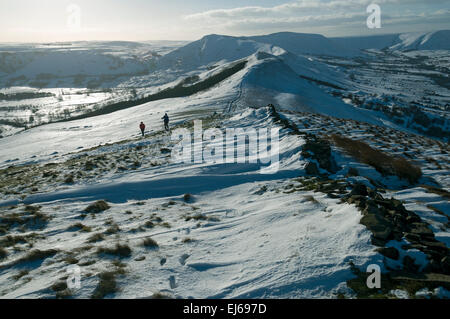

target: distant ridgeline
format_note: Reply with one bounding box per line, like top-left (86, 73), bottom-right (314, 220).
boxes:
top-left (0, 92), bottom-right (54, 101)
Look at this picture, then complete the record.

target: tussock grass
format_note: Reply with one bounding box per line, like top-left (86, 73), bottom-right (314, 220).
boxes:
top-left (64, 175), bottom-right (74, 184)
top-left (151, 216), bottom-right (163, 223)
top-left (159, 222), bottom-right (171, 228)
top-left (64, 256), bottom-right (79, 264)
top-left (91, 263), bottom-right (127, 299)
top-left (0, 247), bottom-right (7, 260)
top-left (0, 207), bottom-right (49, 231)
top-left (91, 271), bottom-right (118, 299)
top-left (51, 281), bottom-right (67, 292)
top-left (84, 200), bottom-right (110, 214)
top-left (13, 269), bottom-right (29, 280)
top-left (10, 249), bottom-right (59, 266)
top-left (56, 289), bottom-right (73, 299)
top-left (185, 214), bottom-right (207, 222)
top-left (144, 221), bottom-right (155, 228)
top-left (182, 237), bottom-right (195, 244)
top-left (151, 292), bottom-right (172, 299)
top-left (86, 233), bottom-right (105, 243)
top-left (105, 224), bottom-right (120, 234)
top-left (142, 237), bottom-right (159, 249)
top-left (67, 223), bottom-right (92, 232)
top-left (331, 134), bottom-right (422, 183)
top-left (0, 233), bottom-right (40, 248)
top-left (97, 244), bottom-right (132, 258)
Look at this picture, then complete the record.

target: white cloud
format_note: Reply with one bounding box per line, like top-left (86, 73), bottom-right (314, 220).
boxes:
top-left (182, 0), bottom-right (450, 36)
top-left (184, 0), bottom-right (424, 21)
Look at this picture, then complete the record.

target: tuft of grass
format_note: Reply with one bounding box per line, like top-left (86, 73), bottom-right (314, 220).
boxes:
top-left (331, 134), bottom-right (422, 183)
top-left (142, 237), bottom-right (159, 249)
top-left (56, 289), bottom-right (72, 299)
top-left (84, 200), bottom-right (110, 214)
top-left (151, 216), bottom-right (163, 223)
top-left (12, 249), bottom-right (59, 266)
top-left (91, 271), bottom-right (118, 299)
top-left (144, 221), bottom-right (155, 228)
top-left (86, 233), bottom-right (105, 243)
top-left (0, 247), bottom-right (7, 260)
top-left (13, 269), bottom-right (30, 280)
top-left (182, 237), bottom-right (195, 244)
top-left (64, 256), bottom-right (79, 265)
top-left (186, 214), bottom-right (207, 222)
top-left (151, 292), bottom-right (172, 299)
top-left (79, 260), bottom-right (96, 266)
top-left (24, 205), bottom-right (41, 214)
top-left (97, 244), bottom-right (132, 258)
top-left (104, 224), bottom-right (120, 234)
top-left (183, 193), bottom-right (192, 202)
top-left (91, 262), bottom-right (127, 299)
top-left (0, 233), bottom-right (40, 248)
top-left (67, 223), bottom-right (92, 232)
top-left (64, 175), bottom-right (74, 184)
top-left (0, 207), bottom-right (49, 231)
top-left (51, 281), bottom-right (67, 292)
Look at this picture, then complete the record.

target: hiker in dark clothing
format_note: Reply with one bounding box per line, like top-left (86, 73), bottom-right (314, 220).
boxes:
top-left (139, 122), bottom-right (146, 137)
top-left (162, 113), bottom-right (170, 131)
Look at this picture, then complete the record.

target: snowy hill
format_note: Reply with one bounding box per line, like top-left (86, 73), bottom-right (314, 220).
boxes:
top-left (332, 30), bottom-right (450, 52)
top-left (157, 34), bottom-right (277, 70)
top-left (0, 41), bottom-right (186, 88)
top-left (331, 34), bottom-right (401, 51)
top-left (240, 52), bottom-right (382, 125)
top-left (157, 32), bottom-right (356, 71)
top-left (390, 30), bottom-right (450, 51)
top-left (246, 32), bottom-right (358, 57)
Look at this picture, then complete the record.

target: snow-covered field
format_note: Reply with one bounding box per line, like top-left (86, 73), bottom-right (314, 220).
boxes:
top-left (0, 30), bottom-right (449, 299)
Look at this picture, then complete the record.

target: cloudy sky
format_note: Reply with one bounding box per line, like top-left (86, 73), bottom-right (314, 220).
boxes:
top-left (1, 0), bottom-right (449, 42)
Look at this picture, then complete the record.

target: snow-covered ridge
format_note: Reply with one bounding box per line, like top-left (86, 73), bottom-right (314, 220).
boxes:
top-left (331, 30), bottom-right (450, 52)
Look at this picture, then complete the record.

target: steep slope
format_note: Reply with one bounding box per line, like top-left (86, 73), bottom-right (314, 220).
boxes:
top-left (390, 30), bottom-right (450, 51)
top-left (157, 32), bottom-right (358, 72)
top-left (158, 34), bottom-right (276, 70)
top-left (239, 52), bottom-right (383, 126)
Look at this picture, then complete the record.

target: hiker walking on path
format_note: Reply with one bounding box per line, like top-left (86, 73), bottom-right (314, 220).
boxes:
top-left (139, 122), bottom-right (146, 137)
top-left (162, 113), bottom-right (170, 131)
